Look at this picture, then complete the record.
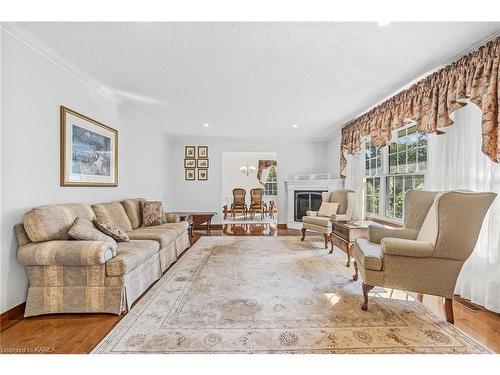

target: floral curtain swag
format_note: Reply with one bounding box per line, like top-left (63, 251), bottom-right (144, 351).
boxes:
top-left (257, 160), bottom-right (277, 184)
top-left (340, 36), bottom-right (499, 177)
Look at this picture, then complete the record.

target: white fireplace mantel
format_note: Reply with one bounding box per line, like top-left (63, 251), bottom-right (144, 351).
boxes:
top-left (284, 178), bottom-right (344, 229)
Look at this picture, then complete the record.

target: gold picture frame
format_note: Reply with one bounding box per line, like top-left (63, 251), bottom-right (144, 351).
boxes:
top-left (197, 159), bottom-right (209, 168)
top-left (197, 168), bottom-right (208, 181)
top-left (185, 169), bottom-right (195, 181)
top-left (185, 146), bottom-right (196, 158)
top-left (197, 146), bottom-right (208, 158)
top-left (60, 106), bottom-right (118, 187)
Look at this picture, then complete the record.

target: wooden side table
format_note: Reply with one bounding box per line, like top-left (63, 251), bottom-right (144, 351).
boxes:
top-left (330, 220), bottom-right (371, 267)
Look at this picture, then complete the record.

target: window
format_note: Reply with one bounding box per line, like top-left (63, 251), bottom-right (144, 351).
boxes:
top-left (264, 166), bottom-right (277, 196)
top-left (364, 125), bottom-right (427, 220)
top-left (364, 142), bottom-right (382, 215)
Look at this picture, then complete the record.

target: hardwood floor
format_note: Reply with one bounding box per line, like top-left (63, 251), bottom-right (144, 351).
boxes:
top-left (1, 224), bottom-right (499, 354)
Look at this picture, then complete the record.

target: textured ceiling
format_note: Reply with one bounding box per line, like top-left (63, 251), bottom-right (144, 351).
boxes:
top-left (18, 22), bottom-right (500, 139)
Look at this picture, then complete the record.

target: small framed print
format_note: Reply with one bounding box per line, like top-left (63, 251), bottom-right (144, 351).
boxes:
top-left (197, 159), bottom-right (209, 168)
top-left (185, 169), bottom-right (195, 181)
top-left (185, 146), bottom-right (196, 158)
top-left (197, 146), bottom-right (208, 158)
top-left (197, 168), bottom-right (208, 181)
top-left (184, 159), bottom-right (196, 168)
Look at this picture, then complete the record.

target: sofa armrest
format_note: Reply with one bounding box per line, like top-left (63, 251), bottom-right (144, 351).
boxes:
top-left (18, 240), bottom-right (117, 266)
top-left (306, 211), bottom-right (318, 217)
top-left (165, 213), bottom-right (181, 223)
top-left (381, 238), bottom-right (434, 258)
top-left (368, 226), bottom-right (419, 244)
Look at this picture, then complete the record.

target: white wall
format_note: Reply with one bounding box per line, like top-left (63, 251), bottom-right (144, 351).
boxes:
top-left (0, 30), bottom-right (172, 313)
top-left (170, 137), bottom-right (326, 224)
top-left (325, 129), bottom-right (342, 178)
top-left (221, 152), bottom-right (277, 206)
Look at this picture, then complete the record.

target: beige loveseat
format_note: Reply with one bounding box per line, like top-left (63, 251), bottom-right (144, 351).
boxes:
top-left (15, 198), bottom-right (190, 317)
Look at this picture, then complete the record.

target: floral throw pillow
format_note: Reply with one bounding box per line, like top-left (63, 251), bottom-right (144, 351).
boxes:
top-left (141, 201), bottom-right (164, 227)
top-left (94, 218), bottom-right (130, 242)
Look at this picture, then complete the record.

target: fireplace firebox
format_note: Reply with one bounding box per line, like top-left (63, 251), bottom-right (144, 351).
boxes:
top-left (294, 190), bottom-right (326, 222)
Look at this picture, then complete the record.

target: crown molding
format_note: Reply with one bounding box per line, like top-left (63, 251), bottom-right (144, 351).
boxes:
top-left (1, 22), bottom-right (159, 131)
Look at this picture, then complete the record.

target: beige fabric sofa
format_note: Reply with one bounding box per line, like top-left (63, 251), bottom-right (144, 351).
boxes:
top-left (301, 189), bottom-right (355, 248)
top-left (16, 198), bottom-right (190, 317)
top-left (353, 190), bottom-right (496, 323)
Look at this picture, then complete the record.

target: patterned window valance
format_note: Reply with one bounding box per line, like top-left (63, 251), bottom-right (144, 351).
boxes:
top-left (257, 160), bottom-right (277, 182)
top-left (340, 36), bottom-right (499, 177)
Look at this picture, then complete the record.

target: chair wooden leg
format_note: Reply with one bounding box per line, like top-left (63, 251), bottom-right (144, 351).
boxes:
top-left (353, 260), bottom-right (359, 281)
top-left (323, 233), bottom-right (329, 249)
top-left (361, 283), bottom-right (374, 311)
top-left (301, 228), bottom-right (306, 241)
top-left (445, 298), bottom-right (454, 324)
top-left (416, 293), bottom-right (424, 303)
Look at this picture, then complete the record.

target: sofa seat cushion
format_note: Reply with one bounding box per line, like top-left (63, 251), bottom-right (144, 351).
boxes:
top-left (126, 228), bottom-right (177, 249)
top-left (142, 222), bottom-right (188, 235)
top-left (92, 202), bottom-right (133, 232)
top-left (121, 198), bottom-right (145, 229)
top-left (106, 240), bottom-right (159, 277)
top-left (303, 216), bottom-right (331, 228)
top-left (23, 203), bottom-right (95, 242)
top-left (354, 238), bottom-right (383, 271)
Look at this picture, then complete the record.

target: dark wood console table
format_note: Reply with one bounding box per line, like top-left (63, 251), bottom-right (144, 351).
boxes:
top-left (168, 211), bottom-right (217, 234)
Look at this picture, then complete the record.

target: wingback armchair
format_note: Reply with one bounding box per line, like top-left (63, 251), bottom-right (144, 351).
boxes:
top-left (301, 189), bottom-right (355, 249)
top-left (353, 190), bottom-right (496, 323)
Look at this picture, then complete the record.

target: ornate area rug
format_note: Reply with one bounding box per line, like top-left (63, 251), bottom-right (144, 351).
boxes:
top-left (92, 237), bottom-right (488, 353)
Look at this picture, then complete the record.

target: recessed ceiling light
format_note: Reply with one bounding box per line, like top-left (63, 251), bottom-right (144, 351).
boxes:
top-left (292, 124), bottom-right (299, 128)
top-left (203, 123), bottom-right (210, 127)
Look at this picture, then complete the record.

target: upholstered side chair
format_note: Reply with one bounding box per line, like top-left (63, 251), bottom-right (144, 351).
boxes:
top-left (301, 189), bottom-right (355, 249)
top-left (353, 190), bottom-right (496, 323)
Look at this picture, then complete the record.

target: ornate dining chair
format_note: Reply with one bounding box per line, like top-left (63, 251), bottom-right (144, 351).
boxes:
top-left (353, 190), bottom-right (496, 323)
top-left (231, 188), bottom-right (247, 220)
top-left (249, 188), bottom-right (267, 219)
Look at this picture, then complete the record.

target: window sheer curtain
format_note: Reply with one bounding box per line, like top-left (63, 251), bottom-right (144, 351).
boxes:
top-left (344, 149), bottom-right (366, 220)
top-left (426, 103), bottom-right (500, 313)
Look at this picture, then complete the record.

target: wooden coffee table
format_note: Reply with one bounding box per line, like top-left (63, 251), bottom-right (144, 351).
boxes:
top-left (329, 220), bottom-right (382, 267)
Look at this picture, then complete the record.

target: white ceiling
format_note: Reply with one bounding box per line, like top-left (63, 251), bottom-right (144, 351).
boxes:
top-left (18, 22), bottom-right (500, 139)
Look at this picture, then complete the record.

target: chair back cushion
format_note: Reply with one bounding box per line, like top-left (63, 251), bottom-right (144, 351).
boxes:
top-left (317, 202), bottom-right (339, 218)
top-left (23, 203), bottom-right (95, 242)
top-left (92, 202), bottom-right (133, 232)
top-left (404, 190), bottom-right (439, 231)
top-left (416, 193), bottom-right (444, 243)
top-left (329, 190), bottom-right (353, 214)
top-left (121, 198), bottom-right (146, 229)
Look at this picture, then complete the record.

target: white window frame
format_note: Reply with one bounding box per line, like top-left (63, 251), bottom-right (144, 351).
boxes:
top-left (363, 122), bottom-right (427, 224)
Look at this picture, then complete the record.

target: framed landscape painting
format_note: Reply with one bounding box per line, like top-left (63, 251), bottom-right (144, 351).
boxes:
top-left (60, 106), bottom-right (118, 187)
